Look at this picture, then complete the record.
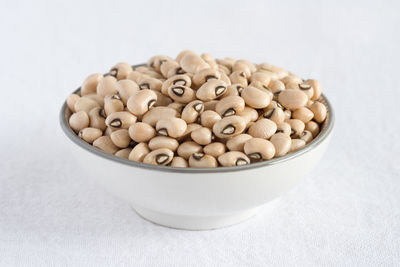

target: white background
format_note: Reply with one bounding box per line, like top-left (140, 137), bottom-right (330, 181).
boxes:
top-left (1, 0), bottom-right (399, 266)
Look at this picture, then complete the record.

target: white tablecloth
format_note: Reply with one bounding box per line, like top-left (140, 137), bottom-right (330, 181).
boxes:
top-left (1, 1), bottom-right (399, 266)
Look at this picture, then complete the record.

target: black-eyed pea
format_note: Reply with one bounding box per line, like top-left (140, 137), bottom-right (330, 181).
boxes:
top-left (203, 100), bottom-right (219, 111)
top-left (69, 111), bottom-right (89, 133)
top-left (232, 59), bottom-right (256, 78)
top-left (298, 83), bottom-right (314, 99)
top-left (177, 141), bottom-right (203, 160)
top-left (219, 72), bottom-right (231, 86)
top-left (215, 96), bottom-right (245, 117)
top-left (189, 153), bottom-right (218, 168)
top-left (105, 111), bottom-right (137, 130)
top-left (168, 102), bottom-right (185, 113)
top-left (287, 119), bottom-right (305, 138)
top-left (110, 129), bottom-right (131, 148)
top-left (142, 107), bottom-right (179, 127)
top-left (143, 148), bottom-right (174, 166)
top-left (290, 139), bottom-right (306, 152)
top-left (160, 60), bottom-right (184, 78)
top-left (78, 127), bottom-right (102, 144)
top-left (129, 142), bottom-right (150, 162)
top-left (285, 81), bottom-right (301, 90)
top-left (305, 121), bottom-right (320, 137)
top-left (96, 75), bottom-right (118, 97)
top-left (229, 71), bottom-right (248, 87)
top-left (258, 63), bottom-right (288, 79)
top-left (300, 130), bottom-right (313, 144)
top-left (127, 70), bottom-right (149, 84)
top-left (203, 142), bottom-right (226, 158)
top-left (224, 84), bottom-right (244, 97)
top-left (201, 53), bottom-right (217, 69)
top-left (156, 118), bottom-right (187, 138)
top-left (161, 74), bottom-right (192, 95)
top-left (303, 79), bottom-right (322, 100)
top-left (181, 100), bottom-right (204, 123)
top-left (236, 107), bottom-right (259, 126)
top-left (115, 148), bottom-right (132, 159)
top-left (217, 57), bottom-right (236, 70)
top-left (284, 109), bottom-right (291, 120)
top-left (213, 116), bottom-right (246, 138)
top-left (82, 93), bottom-right (104, 107)
top-left (147, 55), bottom-right (172, 71)
top-left (148, 136), bottom-right (179, 152)
top-left (117, 79), bottom-right (139, 105)
top-left (270, 133), bottom-right (292, 157)
top-left (292, 107), bottom-right (314, 123)
top-left (250, 72), bottom-right (273, 86)
top-left (276, 122), bottom-right (291, 136)
top-left (148, 90), bottom-right (171, 107)
top-left (138, 77), bottom-right (162, 91)
top-left (281, 74), bottom-right (303, 86)
top-left (74, 97), bottom-right (100, 113)
top-left (244, 138), bottom-right (275, 160)
top-left (226, 134), bottom-right (252, 152)
top-left (104, 94), bottom-right (124, 115)
top-left (109, 62), bottom-right (132, 80)
top-left (180, 52), bottom-right (209, 73)
top-left (67, 94), bottom-right (80, 112)
top-left (248, 119), bottom-right (277, 139)
top-left (309, 101), bottom-right (327, 123)
top-left (261, 106), bottom-right (285, 124)
top-left (196, 80), bottom-right (227, 101)
top-left (278, 89), bottom-right (308, 110)
top-left (88, 107), bottom-right (106, 131)
top-left (178, 123), bottom-right (202, 141)
top-left (171, 156), bottom-right (188, 168)
top-left (241, 86), bottom-right (271, 109)
top-left (199, 110), bottom-right (221, 128)
top-left (191, 127), bottom-right (213, 145)
top-left (128, 122), bottom-right (155, 143)
top-left (104, 127), bottom-right (114, 137)
top-left (218, 151), bottom-right (250, 167)
top-left (127, 89), bottom-right (157, 116)
top-left (168, 85), bottom-right (196, 103)
top-left (81, 73), bottom-right (103, 96)
top-left (93, 136), bottom-right (119, 154)
top-left (193, 68), bottom-right (221, 86)
top-left (218, 64), bottom-right (231, 76)
top-left (268, 79), bottom-right (285, 93)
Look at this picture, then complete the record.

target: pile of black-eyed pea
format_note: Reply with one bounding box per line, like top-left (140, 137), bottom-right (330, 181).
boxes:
top-left (66, 50), bottom-right (327, 168)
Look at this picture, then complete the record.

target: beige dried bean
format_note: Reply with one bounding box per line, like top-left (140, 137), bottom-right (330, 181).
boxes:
top-left (110, 129), bottom-right (131, 148)
top-left (261, 106), bottom-right (285, 124)
top-left (224, 84), bottom-right (244, 97)
top-left (78, 127), bottom-right (102, 144)
top-left (236, 107), bottom-right (258, 125)
top-left (303, 79), bottom-right (322, 101)
top-left (218, 151), bottom-right (250, 167)
top-left (96, 75), bottom-right (118, 97)
top-left (148, 136), bottom-right (179, 152)
top-left (180, 52), bottom-right (209, 73)
top-left (281, 74), bottom-right (303, 85)
top-left (268, 79), bottom-right (285, 93)
top-left (104, 94), bottom-right (124, 115)
top-left (171, 156), bottom-right (188, 168)
top-left (191, 127), bottom-right (213, 145)
top-left (81, 73), bottom-right (103, 96)
top-left (109, 62), bottom-right (132, 80)
top-left (128, 122), bottom-right (155, 143)
top-left (161, 74), bottom-right (192, 95)
top-left (244, 138), bottom-right (275, 160)
top-left (138, 77), bottom-right (162, 91)
top-left (115, 148), bottom-right (132, 159)
top-left (127, 70), bottom-right (149, 84)
top-left (203, 142), bottom-right (226, 158)
top-left (129, 142), bottom-right (150, 162)
top-left (168, 85), bottom-right (196, 103)
top-left (82, 93), bottom-right (105, 107)
top-left (189, 153), bottom-right (218, 168)
top-left (196, 80), bottom-right (227, 101)
top-left (88, 107), bottom-right (107, 131)
top-left (250, 72), bottom-right (272, 86)
top-left (203, 100), bottom-right (218, 111)
top-left (309, 101), bottom-right (327, 123)
top-left (160, 60), bottom-right (184, 78)
top-left (147, 55), bottom-right (172, 71)
top-left (216, 96), bottom-right (245, 117)
top-left (105, 111), bottom-right (137, 130)
top-left (305, 121), bottom-right (320, 137)
top-left (199, 110), bottom-right (221, 128)
top-left (142, 107), bottom-right (179, 126)
top-left (241, 86), bottom-right (271, 109)
top-left (290, 139), bottom-right (306, 152)
top-left (127, 89), bottom-right (157, 116)
top-left (143, 148), bottom-right (174, 166)
top-left (278, 89), bottom-right (308, 110)
top-left (193, 68), bottom-right (221, 86)
top-left (232, 59), bottom-right (256, 78)
top-left (103, 127), bottom-right (114, 136)
top-left (219, 72), bottom-right (231, 86)
top-left (218, 64), bottom-right (231, 75)
top-left (177, 141), bottom-right (203, 160)
top-left (226, 134), bottom-right (252, 152)
top-left (93, 136), bottom-right (119, 154)
top-left (74, 97), bottom-right (100, 113)
top-left (229, 71), bottom-right (248, 87)
top-left (181, 100), bottom-right (204, 123)
top-left (168, 102), bottom-right (185, 113)
top-left (152, 90), bottom-right (173, 107)
top-left (300, 130), bottom-right (313, 144)
top-left (297, 83), bottom-right (314, 99)
top-left (69, 111), bottom-right (89, 133)
top-left (213, 115), bottom-right (246, 138)
top-left (217, 57), bottom-right (236, 69)
top-left (67, 94), bottom-right (80, 112)
top-left (284, 109), bottom-right (291, 120)
top-left (287, 119), bottom-right (305, 138)
top-left (258, 63), bottom-right (288, 79)
top-left (117, 79), bottom-right (139, 105)
top-left (276, 122), bottom-right (291, 136)
top-left (156, 118), bottom-right (187, 138)
top-left (270, 133), bottom-right (292, 157)
top-left (201, 53), bottom-right (217, 69)
top-left (292, 107), bottom-right (314, 123)
top-left (248, 119), bottom-right (277, 139)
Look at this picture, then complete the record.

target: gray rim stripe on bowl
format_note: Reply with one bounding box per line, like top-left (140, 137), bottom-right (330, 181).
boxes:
top-left (60, 65), bottom-right (335, 173)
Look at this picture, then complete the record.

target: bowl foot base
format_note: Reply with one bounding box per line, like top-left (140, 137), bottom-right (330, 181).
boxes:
top-left (133, 206), bottom-right (259, 230)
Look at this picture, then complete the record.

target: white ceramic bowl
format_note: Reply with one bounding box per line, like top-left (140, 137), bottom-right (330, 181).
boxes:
top-left (60, 87), bottom-right (334, 230)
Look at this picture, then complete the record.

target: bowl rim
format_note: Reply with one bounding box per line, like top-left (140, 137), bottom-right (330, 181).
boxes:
top-left (60, 67), bottom-right (335, 173)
